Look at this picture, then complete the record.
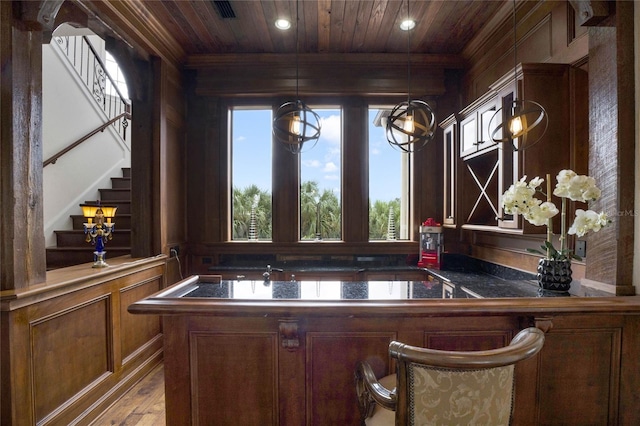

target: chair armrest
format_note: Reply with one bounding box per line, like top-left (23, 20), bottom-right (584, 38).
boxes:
top-left (355, 361), bottom-right (397, 419)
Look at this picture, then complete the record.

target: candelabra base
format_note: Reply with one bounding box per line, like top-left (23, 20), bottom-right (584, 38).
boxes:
top-left (93, 251), bottom-right (110, 268)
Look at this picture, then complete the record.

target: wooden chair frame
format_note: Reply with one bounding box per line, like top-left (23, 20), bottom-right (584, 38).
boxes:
top-left (355, 327), bottom-right (545, 425)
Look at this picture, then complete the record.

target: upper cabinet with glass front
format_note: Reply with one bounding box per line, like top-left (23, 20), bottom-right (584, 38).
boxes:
top-left (440, 114), bottom-right (458, 228)
top-left (449, 63), bottom-right (587, 233)
top-left (459, 91), bottom-right (502, 158)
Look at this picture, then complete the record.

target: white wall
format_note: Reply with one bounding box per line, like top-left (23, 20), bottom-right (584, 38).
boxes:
top-left (42, 34), bottom-right (131, 247)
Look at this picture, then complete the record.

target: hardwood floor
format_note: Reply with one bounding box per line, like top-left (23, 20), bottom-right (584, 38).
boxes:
top-left (91, 364), bottom-right (166, 425)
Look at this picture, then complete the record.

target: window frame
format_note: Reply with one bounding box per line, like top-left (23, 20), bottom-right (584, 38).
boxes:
top-left (219, 97), bottom-right (428, 255)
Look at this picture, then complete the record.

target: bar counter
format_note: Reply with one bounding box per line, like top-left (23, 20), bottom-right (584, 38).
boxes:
top-left (128, 274), bottom-right (640, 425)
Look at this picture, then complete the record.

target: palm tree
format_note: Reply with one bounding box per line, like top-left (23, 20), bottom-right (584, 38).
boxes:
top-left (233, 185), bottom-right (271, 240)
top-left (369, 198), bottom-right (401, 239)
top-left (300, 181), bottom-right (321, 239)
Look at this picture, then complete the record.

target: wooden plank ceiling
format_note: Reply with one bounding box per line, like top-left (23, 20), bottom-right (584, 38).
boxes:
top-left (139, 0), bottom-right (507, 56)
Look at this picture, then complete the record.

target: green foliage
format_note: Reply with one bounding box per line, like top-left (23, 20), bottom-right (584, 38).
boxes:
top-left (526, 240), bottom-right (583, 262)
top-left (232, 185), bottom-right (272, 239)
top-left (300, 181), bottom-right (341, 240)
top-left (232, 181), bottom-right (401, 241)
top-left (369, 199), bottom-right (400, 240)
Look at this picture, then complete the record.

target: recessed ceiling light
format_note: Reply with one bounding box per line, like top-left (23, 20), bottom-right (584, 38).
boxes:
top-left (400, 19), bottom-right (416, 31)
top-left (275, 19), bottom-right (291, 30)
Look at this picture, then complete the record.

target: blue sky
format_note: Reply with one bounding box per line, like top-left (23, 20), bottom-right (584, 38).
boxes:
top-left (232, 107), bottom-right (401, 203)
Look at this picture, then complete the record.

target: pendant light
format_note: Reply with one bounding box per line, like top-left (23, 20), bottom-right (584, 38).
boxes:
top-left (273, 0), bottom-right (321, 154)
top-left (386, 0), bottom-right (436, 153)
top-left (489, 0), bottom-right (548, 151)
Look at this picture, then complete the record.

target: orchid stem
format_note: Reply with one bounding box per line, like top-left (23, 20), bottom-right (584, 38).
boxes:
top-left (546, 174), bottom-right (552, 259)
top-left (560, 197), bottom-right (566, 254)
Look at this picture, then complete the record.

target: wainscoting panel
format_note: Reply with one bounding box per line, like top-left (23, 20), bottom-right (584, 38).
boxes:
top-left (31, 296), bottom-right (111, 423)
top-left (0, 256), bottom-right (166, 426)
top-left (120, 277), bottom-right (163, 364)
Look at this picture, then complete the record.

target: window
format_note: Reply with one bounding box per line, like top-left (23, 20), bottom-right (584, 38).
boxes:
top-left (300, 108), bottom-right (342, 241)
top-left (230, 108), bottom-right (273, 241)
top-left (368, 107), bottom-right (411, 240)
top-left (105, 52), bottom-right (129, 99)
top-left (228, 103), bottom-right (414, 245)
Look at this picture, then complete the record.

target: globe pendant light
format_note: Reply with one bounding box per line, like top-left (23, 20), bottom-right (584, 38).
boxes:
top-left (489, 0), bottom-right (548, 151)
top-left (273, 0), bottom-right (321, 154)
top-left (386, 0), bottom-right (436, 153)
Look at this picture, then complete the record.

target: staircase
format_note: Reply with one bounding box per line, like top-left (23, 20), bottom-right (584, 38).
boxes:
top-left (46, 168), bottom-right (132, 269)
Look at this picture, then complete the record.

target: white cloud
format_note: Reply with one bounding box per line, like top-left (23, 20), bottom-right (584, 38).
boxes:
top-left (302, 159), bottom-right (321, 168)
top-left (236, 135), bottom-right (246, 142)
top-left (324, 174), bottom-right (339, 181)
top-left (323, 162), bottom-right (338, 172)
top-left (371, 147), bottom-right (381, 155)
top-left (320, 115), bottom-right (341, 145)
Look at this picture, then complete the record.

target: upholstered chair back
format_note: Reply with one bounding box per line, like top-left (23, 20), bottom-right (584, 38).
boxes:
top-left (356, 327), bottom-right (545, 426)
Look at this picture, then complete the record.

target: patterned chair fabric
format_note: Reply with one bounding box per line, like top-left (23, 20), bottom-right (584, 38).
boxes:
top-left (408, 364), bottom-right (514, 425)
top-left (355, 327), bottom-right (545, 426)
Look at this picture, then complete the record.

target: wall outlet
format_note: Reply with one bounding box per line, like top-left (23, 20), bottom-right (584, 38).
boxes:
top-left (170, 246), bottom-right (180, 257)
top-left (575, 240), bottom-right (586, 258)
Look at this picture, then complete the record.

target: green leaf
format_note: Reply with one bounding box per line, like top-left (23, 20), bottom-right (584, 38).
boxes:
top-left (526, 248), bottom-right (546, 256)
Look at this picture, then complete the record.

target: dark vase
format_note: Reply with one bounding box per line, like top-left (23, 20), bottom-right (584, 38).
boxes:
top-left (537, 259), bottom-right (572, 292)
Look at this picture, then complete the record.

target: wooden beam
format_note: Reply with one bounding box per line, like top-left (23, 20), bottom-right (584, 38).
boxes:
top-left (568, 0), bottom-right (611, 26)
top-left (1, 1), bottom-right (46, 290)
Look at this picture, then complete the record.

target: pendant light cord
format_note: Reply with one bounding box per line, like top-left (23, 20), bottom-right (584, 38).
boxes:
top-left (406, 0), bottom-right (411, 104)
top-left (295, 0), bottom-right (300, 99)
top-left (512, 0), bottom-right (517, 96)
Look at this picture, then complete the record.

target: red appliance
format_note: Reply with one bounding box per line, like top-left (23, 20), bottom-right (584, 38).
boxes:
top-left (417, 218), bottom-right (443, 269)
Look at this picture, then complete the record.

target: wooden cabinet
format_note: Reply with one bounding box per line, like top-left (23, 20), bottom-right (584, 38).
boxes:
top-left (459, 92), bottom-right (501, 158)
top-left (448, 63), bottom-right (584, 233)
top-left (130, 291), bottom-right (640, 426)
top-left (440, 114), bottom-right (458, 227)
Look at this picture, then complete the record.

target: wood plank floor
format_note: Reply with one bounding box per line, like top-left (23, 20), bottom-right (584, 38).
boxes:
top-left (91, 364), bottom-right (166, 426)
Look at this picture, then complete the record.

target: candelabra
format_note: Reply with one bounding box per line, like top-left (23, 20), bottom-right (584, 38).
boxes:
top-left (80, 203), bottom-right (117, 268)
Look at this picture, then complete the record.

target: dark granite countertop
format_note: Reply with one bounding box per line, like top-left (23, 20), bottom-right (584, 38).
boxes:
top-left (180, 273), bottom-right (566, 300)
top-left (200, 254), bottom-right (571, 298)
top-left (421, 268), bottom-right (566, 298)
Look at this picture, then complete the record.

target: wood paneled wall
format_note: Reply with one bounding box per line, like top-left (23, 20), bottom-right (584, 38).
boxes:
top-left (584, 1), bottom-right (636, 294)
top-left (0, 257), bottom-right (166, 426)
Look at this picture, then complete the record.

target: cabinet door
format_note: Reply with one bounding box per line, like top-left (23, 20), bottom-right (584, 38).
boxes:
top-left (460, 115), bottom-right (477, 157)
top-left (443, 123), bottom-right (457, 226)
top-left (477, 101), bottom-right (500, 151)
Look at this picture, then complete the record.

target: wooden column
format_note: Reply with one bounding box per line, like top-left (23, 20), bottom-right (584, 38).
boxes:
top-left (0, 1), bottom-right (46, 290)
top-left (583, 0), bottom-right (636, 295)
top-left (342, 98), bottom-right (368, 242)
top-left (272, 99), bottom-right (300, 243)
top-left (128, 56), bottom-right (162, 258)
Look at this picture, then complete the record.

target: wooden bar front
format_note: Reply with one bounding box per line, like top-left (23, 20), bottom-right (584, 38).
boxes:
top-left (130, 283), bottom-right (640, 426)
